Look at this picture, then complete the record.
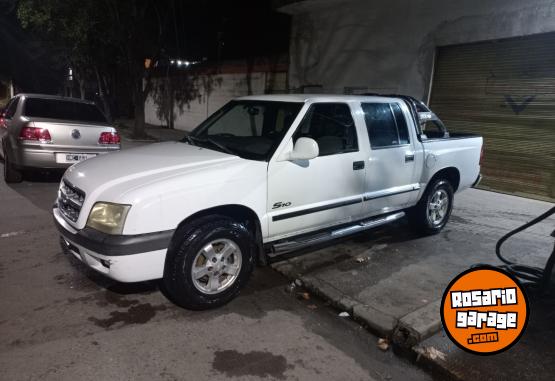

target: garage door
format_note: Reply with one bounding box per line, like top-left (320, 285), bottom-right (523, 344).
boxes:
top-left (429, 33), bottom-right (555, 202)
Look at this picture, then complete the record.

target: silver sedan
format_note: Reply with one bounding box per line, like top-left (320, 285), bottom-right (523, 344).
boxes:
top-left (0, 94), bottom-right (120, 182)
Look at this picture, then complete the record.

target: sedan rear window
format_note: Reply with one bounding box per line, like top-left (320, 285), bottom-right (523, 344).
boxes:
top-left (23, 98), bottom-right (107, 123)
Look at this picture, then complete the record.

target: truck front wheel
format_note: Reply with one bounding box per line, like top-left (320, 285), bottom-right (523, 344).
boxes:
top-left (407, 179), bottom-right (453, 235)
top-left (163, 215), bottom-right (255, 310)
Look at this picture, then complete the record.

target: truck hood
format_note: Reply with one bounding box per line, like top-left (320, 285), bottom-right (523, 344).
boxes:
top-left (64, 141), bottom-right (239, 193)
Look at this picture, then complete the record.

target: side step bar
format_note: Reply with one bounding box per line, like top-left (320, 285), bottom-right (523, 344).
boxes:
top-left (267, 211), bottom-right (405, 257)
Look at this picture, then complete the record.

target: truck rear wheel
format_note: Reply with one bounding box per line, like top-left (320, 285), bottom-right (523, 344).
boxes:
top-left (163, 215), bottom-right (254, 310)
top-left (407, 179), bottom-right (453, 235)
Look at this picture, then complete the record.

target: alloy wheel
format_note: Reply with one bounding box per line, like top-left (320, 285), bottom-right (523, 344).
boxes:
top-left (191, 238), bottom-right (242, 295)
top-left (427, 188), bottom-right (449, 226)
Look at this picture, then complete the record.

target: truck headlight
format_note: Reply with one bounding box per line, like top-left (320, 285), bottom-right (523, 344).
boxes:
top-left (86, 202), bottom-right (131, 235)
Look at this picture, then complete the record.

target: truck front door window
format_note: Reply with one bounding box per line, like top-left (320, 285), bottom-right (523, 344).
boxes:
top-left (293, 103), bottom-right (358, 156)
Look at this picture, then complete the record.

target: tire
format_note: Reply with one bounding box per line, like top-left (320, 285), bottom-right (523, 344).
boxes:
top-left (407, 179), bottom-right (454, 235)
top-left (3, 144), bottom-right (22, 183)
top-left (163, 215), bottom-right (255, 310)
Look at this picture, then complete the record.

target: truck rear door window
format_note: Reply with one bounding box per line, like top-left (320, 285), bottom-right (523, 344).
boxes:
top-left (293, 103), bottom-right (358, 156)
top-left (391, 103), bottom-right (410, 144)
top-left (23, 98), bottom-right (107, 123)
top-left (362, 103), bottom-right (410, 148)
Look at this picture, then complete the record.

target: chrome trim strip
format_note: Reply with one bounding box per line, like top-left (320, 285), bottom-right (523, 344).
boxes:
top-left (272, 197), bottom-right (363, 222)
top-left (363, 184), bottom-right (420, 201)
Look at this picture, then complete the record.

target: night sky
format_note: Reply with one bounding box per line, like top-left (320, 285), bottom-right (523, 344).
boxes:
top-left (0, 0), bottom-right (63, 92)
top-left (0, 0), bottom-right (291, 93)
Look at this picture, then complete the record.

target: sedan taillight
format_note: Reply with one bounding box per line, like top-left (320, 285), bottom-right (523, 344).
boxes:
top-left (98, 131), bottom-right (120, 145)
top-left (19, 124), bottom-right (52, 142)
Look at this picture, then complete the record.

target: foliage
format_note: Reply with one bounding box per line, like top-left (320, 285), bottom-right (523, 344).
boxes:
top-left (15, 0), bottom-right (292, 136)
top-left (150, 68), bottom-right (223, 129)
top-left (150, 72), bottom-right (199, 130)
top-left (17, 0), bottom-right (169, 135)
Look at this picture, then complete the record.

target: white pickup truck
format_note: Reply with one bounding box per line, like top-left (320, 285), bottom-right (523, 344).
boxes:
top-left (53, 94), bottom-right (482, 309)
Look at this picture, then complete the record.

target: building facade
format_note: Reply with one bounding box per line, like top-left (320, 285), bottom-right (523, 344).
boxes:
top-left (145, 62), bottom-right (288, 132)
top-left (279, 0), bottom-right (555, 200)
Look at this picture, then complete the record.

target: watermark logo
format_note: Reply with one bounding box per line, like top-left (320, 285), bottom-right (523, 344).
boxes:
top-left (441, 266), bottom-right (529, 355)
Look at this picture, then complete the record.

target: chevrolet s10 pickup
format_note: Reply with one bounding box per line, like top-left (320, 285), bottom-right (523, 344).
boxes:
top-left (53, 94), bottom-right (483, 309)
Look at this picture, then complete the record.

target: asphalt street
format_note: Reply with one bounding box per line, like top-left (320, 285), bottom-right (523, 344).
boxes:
top-left (0, 164), bottom-right (430, 381)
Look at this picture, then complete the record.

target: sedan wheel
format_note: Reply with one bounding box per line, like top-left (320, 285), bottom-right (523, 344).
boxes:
top-left (3, 148), bottom-right (22, 183)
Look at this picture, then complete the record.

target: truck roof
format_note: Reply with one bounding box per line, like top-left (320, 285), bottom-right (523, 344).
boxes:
top-left (236, 94), bottom-right (408, 103)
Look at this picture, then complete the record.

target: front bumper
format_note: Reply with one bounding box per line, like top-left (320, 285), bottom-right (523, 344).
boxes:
top-left (53, 206), bottom-right (174, 282)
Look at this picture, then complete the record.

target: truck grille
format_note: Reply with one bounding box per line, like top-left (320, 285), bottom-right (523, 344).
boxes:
top-left (58, 180), bottom-right (85, 222)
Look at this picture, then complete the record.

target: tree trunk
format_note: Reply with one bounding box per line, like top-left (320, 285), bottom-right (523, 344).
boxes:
top-left (78, 79), bottom-right (86, 100)
top-left (95, 67), bottom-right (112, 122)
top-left (130, 59), bottom-right (152, 139)
top-left (133, 76), bottom-right (146, 138)
top-left (246, 56), bottom-right (255, 95)
top-left (168, 79), bottom-right (174, 129)
top-left (133, 92), bottom-right (146, 138)
top-left (169, 99), bottom-right (174, 129)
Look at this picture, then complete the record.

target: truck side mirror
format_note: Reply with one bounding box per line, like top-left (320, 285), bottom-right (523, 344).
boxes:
top-left (289, 137), bottom-right (319, 160)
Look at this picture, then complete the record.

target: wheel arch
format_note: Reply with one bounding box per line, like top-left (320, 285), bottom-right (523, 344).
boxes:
top-left (428, 166), bottom-right (460, 192)
top-left (169, 204), bottom-right (266, 265)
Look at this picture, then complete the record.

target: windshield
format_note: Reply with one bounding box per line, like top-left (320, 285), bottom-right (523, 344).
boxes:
top-left (23, 98), bottom-right (108, 123)
top-left (185, 100), bottom-right (303, 161)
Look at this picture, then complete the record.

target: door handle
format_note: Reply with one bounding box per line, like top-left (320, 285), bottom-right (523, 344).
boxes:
top-left (353, 161), bottom-right (365, 170)
top-left (405, 153), bottom-right (415, 163)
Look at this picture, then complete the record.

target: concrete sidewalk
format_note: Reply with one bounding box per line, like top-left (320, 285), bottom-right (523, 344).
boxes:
top-left (271, 189), bottom-right (554, 377)
top-left (116, 119), bottom-right (186, 146)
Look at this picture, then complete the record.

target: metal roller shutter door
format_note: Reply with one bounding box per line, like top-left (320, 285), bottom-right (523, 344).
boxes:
top-left (429, 33), bottom-right (555, 202)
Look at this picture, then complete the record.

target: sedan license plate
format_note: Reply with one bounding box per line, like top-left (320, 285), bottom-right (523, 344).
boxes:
top-left (56, 153), bottom-right (97, 164)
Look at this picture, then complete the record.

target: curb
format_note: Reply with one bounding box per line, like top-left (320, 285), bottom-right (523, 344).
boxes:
top-left (393, 300), bottom-right (443, 348)
top-left (353, 304), bottom-right (398, 337)
top-left (272, 261), bottom-right (443, 344)
top-left (121, 135), bottom-right (159, 143)
top-left (408, 342), bottom-right (462, 381)
top-left (122, 137), bottom-right (158, 142)
top-left (301, 276), bottom-right (359, 313)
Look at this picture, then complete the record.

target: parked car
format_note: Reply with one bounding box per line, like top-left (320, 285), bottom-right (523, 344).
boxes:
top-left (0, 94), bottom-right (120, 183)
top-left (53, 94), bottom-right (483, 309)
